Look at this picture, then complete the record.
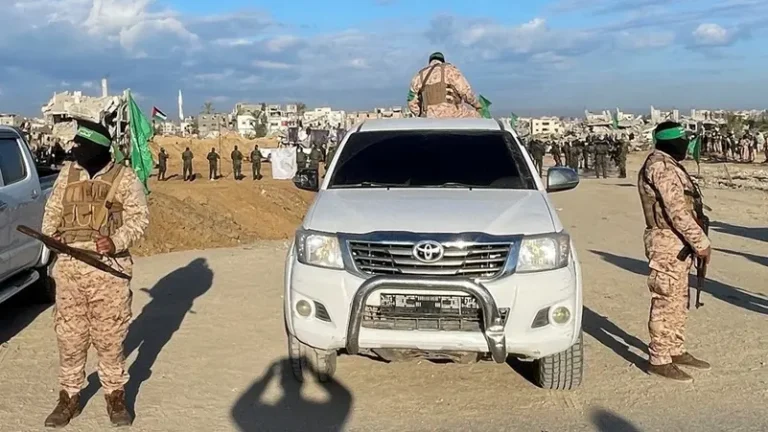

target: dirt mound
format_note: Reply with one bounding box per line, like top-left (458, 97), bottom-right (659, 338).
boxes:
top-left (131, 147), bottom-right (314, 256)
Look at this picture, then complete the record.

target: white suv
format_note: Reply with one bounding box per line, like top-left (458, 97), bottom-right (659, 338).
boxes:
top-left (285, 118), bottom-right (583, 390)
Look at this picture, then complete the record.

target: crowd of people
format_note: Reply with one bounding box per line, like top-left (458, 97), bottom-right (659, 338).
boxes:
top-left (525, 134), bottom-right (631, 179)
top-left (700, 129), bottom-right (767, 163)
top-left (154, 126), bottom-right (344, 182)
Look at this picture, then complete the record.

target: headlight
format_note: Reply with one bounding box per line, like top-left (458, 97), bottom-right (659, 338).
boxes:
top-left (516, 232), bottom-right (570, 273)
top-left (295, 230), bottom-right (344, 269)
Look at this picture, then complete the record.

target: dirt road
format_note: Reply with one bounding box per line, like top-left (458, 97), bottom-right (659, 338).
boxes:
top-left (1, 162), bottom-right (767, 431)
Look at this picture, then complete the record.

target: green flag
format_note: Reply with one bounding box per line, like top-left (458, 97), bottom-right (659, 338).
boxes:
top-left (478, 95), bottom-right (492, 119)
top-left (687, 135), bottom-right (701, 164)
top-left (510, 112), bottom-right (519, 129)
top-left (611, 110), bottom-right (619, 130)
top-left (128, 92), bottom-right (154, 194)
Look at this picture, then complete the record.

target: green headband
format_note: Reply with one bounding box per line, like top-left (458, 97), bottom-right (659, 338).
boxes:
top-left (654, 126), bottom-right (685, 141)
top-left (76, 126), bottom-right (111, 147)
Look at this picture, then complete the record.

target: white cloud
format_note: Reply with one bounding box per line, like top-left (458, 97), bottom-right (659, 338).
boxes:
top-left (252, 60), bottom-right (291, 69)
top-left (82, 81), bottom-right (95, 88)
top-left (692, 23), bottom-right (731, 46)
top-left (264, 35), bottom-right (300, 52)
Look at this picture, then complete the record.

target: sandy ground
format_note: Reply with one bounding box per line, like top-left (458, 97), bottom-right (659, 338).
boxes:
top-left (1, 156), bottom-right (767, 431)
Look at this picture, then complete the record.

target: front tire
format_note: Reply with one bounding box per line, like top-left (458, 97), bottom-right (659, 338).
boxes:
top-left (287, 333), bottom-right (337, 383)
top-left (534, 331), bottom-right (584, 390)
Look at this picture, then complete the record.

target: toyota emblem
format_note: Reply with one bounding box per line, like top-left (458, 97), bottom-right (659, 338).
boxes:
top-left (412, 240), bottom-right (444, 263)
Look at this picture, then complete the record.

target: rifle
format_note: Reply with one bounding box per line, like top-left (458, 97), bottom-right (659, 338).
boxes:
top-left (17, 225), bottom-right (131, 280)
top-left (675, 182), bottom-right (710, 309)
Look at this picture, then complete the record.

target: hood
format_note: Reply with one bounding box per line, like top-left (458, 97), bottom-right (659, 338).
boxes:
top-left (304, 189), bottom-right (557, 235)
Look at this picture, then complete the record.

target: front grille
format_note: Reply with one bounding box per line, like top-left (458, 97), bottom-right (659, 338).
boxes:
top-left (362, 303), bottom-right (509, 332)
top-left (348, 241), bottom-right (512, 278)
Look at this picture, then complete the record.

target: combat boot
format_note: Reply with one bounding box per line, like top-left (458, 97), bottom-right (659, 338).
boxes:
top-left (672, 352), bottom-right (711, 370)
top-left (44, 390), bottom-right (82, 428)
top-left (648, 363), bottom-right (693, 382)
top-left (105, 389), bottom-right (132, 427)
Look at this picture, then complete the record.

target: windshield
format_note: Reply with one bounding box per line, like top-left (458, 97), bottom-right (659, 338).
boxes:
top-left (328, 130), bottom-right (536, 189)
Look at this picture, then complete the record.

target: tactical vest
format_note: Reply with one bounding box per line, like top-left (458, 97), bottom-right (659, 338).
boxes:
top-left (418, 63), bottom-right (458, 108)
top-left (638, 152), bottom-right (695, 230)
top-left (59, 163), bottom-right (125, 244)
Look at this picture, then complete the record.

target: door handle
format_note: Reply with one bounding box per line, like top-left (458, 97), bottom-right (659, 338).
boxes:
top-left (31, 189), bottom-right (39, 199)
top-left (0, 201), bottom-right (6, 211)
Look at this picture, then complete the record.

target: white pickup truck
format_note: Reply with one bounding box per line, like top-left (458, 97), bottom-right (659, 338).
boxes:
top-left (0, 126), bottom-right (57, 306)
top-left (284, 118), bottom-right (584, 390)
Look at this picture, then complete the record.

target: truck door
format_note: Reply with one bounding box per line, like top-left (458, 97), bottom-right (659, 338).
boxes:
top-left (0, 131), bottom-right (41, 279)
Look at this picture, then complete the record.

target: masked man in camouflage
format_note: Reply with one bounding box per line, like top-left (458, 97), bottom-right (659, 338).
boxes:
top-left (407, 52), bottom-right (482, 118)
top-left (637, 121), bottom-right (712, 383)
top-left (41, 119), bottom-right (149, 427)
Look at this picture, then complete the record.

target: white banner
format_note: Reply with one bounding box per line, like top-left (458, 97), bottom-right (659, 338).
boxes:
top-left (271, 147), bottom-right (298, 180)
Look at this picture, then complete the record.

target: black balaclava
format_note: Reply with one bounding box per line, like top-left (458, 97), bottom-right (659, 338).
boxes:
top-left (71, 120), bottom-right (113, 177)
top-left (654, 121), bottom-right (689, 162)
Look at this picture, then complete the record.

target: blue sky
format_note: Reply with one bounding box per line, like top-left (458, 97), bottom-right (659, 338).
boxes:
top-left (1, 0), bottom-right (766, 117)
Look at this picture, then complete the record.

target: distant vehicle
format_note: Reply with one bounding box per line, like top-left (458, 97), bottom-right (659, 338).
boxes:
top-left (284, 118), bottom-right (584, 390)
top-left (0, 126), bottom-right (58, 305)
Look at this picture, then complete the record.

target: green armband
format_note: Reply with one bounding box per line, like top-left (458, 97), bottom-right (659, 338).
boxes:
top-left (407, 90), bottom-right (416, 102)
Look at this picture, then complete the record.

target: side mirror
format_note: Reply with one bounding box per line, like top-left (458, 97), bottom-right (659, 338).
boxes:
top-left (293, 168), bottom-right (319, 192)
top-left (546, 167), bottom-right (579, 193)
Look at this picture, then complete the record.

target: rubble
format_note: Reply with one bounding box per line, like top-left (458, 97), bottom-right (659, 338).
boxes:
top-left (40, 85), bottom-right (131, 153)
top-left (686, 161), bottom-right (768, 192)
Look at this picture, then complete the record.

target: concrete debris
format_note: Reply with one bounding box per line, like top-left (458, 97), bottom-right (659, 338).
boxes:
top-left (695, 167), bottom-right (768, 192)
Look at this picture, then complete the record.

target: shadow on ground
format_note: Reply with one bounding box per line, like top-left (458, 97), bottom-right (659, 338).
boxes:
top-left (231, 357), bottom-right (353, 432)
top-left (81, 258), bottom-right (214, 414)
top-left (710, 221), bottom-right (768, 243)
top-left (590, 250), bottom-right (767, 315)
top-left (582, 307), bottom-right (648, 371)
top-left (717, 248), bottom-right (768, 268)
top-left (590, 407), bottom-right (643, 431)
top-left (0, 289), bottom-right (51, 346)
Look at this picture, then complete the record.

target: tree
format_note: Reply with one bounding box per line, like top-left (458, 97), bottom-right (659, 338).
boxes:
top-left (249, 110), bottom-right (268, 138)
top-left (296, 102), bottom-right (306, 115)
top-left (202, 101), bottom-right (214, 114)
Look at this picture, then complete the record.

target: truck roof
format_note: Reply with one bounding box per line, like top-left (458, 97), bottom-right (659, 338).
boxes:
top-left (356, 118), bottom-right (505, 133)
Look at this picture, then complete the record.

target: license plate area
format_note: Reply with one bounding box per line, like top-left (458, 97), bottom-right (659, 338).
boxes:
top-left (380, 294), bottom-right (479, 317)
top-left (362, 294), bottom-right (484, 331)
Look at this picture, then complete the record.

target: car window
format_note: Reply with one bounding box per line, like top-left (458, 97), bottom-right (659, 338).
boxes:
top-left (0, 137), bottom-right (27, 186)
top-left (328, 130), bottom-right (536, 190)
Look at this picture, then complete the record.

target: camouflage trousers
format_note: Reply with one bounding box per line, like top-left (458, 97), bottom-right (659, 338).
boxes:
top-left (647, 268), bottom-right (690, 365)
top-left (52, 256), bottom-right (133, 396)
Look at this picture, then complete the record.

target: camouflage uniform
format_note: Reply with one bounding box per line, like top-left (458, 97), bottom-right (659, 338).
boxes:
top-left (638, 150), bottom-right (710, 367)
top-left (594, 140), bottom-right (610, 178)
top-left (231, 148), bottom-right (244, 180)
top-left (407, 60), bottom-right (482, 118)
top-left (250, 147), bottom-right (262, 180)
top-left (42, 161), bottom-right (149, 396)
top-left (182, 149), bottom-right (194, 181)
top-left (617, 140), bottom-right (629, 178)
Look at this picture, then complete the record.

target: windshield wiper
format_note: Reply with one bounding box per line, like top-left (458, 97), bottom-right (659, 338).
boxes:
top-left (336, 181), bottom-right (405, 188)
top-left (432, 182), bottom-right (481, 189)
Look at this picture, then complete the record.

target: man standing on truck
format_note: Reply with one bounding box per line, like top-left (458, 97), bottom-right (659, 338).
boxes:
top-left (638, 121), bottom-right (712, 383)
top-left (407, 52), bottom-right (483, 118)
top-left (182, 147), bottom-right (194, 181)
top-left (41, 119), bottom-right (149, 427)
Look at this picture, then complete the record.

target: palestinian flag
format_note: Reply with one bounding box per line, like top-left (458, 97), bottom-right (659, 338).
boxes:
top-left (151, 107), bottom-right (167, 121)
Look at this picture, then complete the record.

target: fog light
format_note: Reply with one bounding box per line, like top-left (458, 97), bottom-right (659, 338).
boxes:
top-left (296, 300), bottom-right (312, 317)
top-left (552, 307), bottom-right (571, 324)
